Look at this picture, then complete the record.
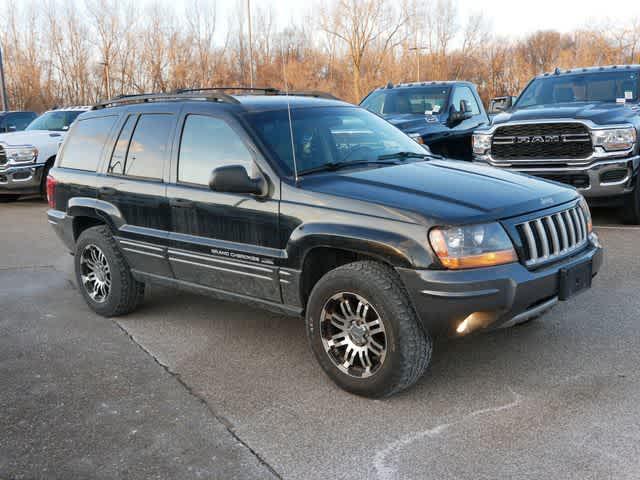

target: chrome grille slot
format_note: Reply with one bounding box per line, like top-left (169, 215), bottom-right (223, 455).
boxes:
top-left (0, 146), bottom-right (6, 167)
top-left (517, 205), bottom-right (589, 267)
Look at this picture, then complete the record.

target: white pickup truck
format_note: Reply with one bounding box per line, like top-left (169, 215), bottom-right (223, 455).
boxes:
top-left (0, 106), bottom-right (90, 202)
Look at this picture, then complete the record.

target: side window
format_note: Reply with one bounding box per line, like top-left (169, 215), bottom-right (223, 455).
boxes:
top-left (451, 86), bottom-right (481, 115)
top-left (59, 116), bottom-right (118, 171)
top-left (123, 114), bottom-right (174, 180)
top-left (108, 115), bottom-right (137, 175)
top-left (361, 92), bottom-right (385, 115)
top-left (178, 115), bottom-right (253, 186)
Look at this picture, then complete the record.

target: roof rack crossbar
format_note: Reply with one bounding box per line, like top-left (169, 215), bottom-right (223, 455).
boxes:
top-left (175, 87), bottom-right (280, 94)
top-left (92, 91), bottom-right (240, 109)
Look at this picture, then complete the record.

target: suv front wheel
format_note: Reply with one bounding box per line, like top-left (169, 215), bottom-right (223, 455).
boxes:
top-left (74, 225), bottom-right (145, 317)
top-left (306, 261), bottom-right (432, 398)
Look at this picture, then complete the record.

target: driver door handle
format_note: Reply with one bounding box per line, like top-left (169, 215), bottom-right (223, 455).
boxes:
top-left (170, 198), bottom-right (194, 208)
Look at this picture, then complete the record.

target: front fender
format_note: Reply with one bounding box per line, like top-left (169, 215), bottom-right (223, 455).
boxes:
top-left (286, 222), bottom-right (437, 270)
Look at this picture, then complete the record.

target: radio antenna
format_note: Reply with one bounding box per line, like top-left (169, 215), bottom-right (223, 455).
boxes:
top-left (281, 42), bottom-right (299, 184)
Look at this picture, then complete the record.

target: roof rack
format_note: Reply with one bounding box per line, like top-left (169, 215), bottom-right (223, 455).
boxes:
top-left (93, 91), bottom-right (240, 110)
top-left (175, 87), bottom-right (280, 95)
top-left (177, 86), bottom-right (340, 100)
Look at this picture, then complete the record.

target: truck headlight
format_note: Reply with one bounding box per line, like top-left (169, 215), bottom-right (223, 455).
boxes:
top-left (472, 133), bottom-right (492, 155)
top-left (591, 127), bottom-right (636, 151)
top-left (6, 146), bottom-right (38, 164)
top-left (429, 222), bottom-right (517, 269)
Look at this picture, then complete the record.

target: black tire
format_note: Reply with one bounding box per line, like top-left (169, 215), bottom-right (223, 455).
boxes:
top-left (0, 195), bottom-right (20, 203)
top-left (622, 183), bottom-right (640, 225)
top-left (306, 261), bottom-right (432, 398)
top-left (74, 225), bottom-right (144, 317)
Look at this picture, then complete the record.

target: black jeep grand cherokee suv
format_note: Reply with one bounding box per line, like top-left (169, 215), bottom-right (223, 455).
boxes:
top-left (47, 89), bottom-right (603, 398)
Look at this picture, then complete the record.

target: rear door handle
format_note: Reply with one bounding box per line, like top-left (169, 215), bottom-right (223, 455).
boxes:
top-left (99, 187), bottom-right (117, 195)
top-left (170, 198), bottom-right (194, 208)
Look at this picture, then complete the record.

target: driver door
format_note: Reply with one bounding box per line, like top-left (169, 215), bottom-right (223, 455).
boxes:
top-left (166, 110), bottom-right (281, 301)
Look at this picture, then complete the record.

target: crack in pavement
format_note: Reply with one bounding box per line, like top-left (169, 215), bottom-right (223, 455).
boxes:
top-left (372, 388), bottom-right (523, 480)
top-left (113, 320), bottom-right (283, 480)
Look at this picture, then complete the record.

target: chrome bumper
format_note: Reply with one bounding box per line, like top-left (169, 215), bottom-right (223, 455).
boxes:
top-left (474, 156), bottom-right (640, 198)
top-left (0, 163), bottom-right (44, 193)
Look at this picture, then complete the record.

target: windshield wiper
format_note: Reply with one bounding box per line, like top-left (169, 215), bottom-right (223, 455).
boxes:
top-left (377, 151), bottom-right (429, 161)
top-left (298, 159), bottom-right (400, 177)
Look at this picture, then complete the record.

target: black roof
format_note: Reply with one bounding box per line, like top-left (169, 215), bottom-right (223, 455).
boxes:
top-left (538, 65), bottom-right (640, 78)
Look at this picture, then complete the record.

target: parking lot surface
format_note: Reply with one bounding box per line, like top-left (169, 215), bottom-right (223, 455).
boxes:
top-left (2, 200), bottom-right (640, 479)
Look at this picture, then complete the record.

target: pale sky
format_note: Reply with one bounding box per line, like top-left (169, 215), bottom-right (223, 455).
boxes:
top-left (208, 0), bottom-right (640, 39)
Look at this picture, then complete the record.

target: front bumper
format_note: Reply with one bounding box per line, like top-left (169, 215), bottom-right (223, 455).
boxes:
top-left (0, 162), bottom-right (45, 195)
top-left (397, 236), bottom-right (603, 337)
top-left (474, 156), bottom-right (639, 199)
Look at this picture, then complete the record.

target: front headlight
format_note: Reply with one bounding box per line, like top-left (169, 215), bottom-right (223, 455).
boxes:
top-left (472, 133), bottom-right (492, 155)
top-left (591, 127), bottom-right (636, 151)
top-left (429, 222), bottom-right (517, 269)
top-left (6, 146), bottom-right (38, 164)
top-left (579, 196), bottom-right (593, 233)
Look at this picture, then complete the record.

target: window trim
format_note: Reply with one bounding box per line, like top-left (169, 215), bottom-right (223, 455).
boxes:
top-left (106, 112), bottom-right (174, 183)
top-left (175, 112), bottom-right (257, 189)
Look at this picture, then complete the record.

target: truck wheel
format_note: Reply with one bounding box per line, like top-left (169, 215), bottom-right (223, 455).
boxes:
top-left (0, 195), bottom-right (20, 203)
top-left (622, 184), bottom-right (640, 225)
top-left (74, 225), bottom-right (145, 317)
top-left (306, 261), bottom-right (432, 398)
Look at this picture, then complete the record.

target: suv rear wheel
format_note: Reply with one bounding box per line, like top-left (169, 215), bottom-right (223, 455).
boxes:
top-left (306, 261), bottom-right (432, 398)
top-left (74, 225), bottom-right (144, 317)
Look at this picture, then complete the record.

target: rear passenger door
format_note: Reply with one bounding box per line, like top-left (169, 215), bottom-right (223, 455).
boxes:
top-left (166, 110), bottom-right (281, 302)
top-left (99, 111), bottom-right (177, 278)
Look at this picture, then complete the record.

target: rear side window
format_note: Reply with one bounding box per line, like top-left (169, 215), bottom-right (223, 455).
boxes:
top-left (178, 115), bottom-right (253, 186)
top-left (59, 116), bottom-right (118, 171)
top-left (121, 114), bottom-right (173, 180)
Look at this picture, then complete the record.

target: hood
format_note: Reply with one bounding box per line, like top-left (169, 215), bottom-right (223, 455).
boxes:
top-left (382, 113), bottom-right (447, 135)
top-left (299, 160), bottom-right (578, 224)
top-left (492, 102), bottom-right (637, 126)
top-left (0, 130), bottom-right (65, 147)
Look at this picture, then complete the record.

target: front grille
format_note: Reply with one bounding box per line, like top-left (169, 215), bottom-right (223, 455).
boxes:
top-left (492, 123), bottom-right (593, 161)
top-left (0, 146), bottom-right (6, 167)
top-left (517, 204), bottom-right (589, 267)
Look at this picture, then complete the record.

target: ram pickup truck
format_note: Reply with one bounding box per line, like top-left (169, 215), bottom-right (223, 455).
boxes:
top-left (0, 106), bottom-right (89, 202)
top-left (474, 66), bottom-right (640, 223)
top-left (47, 89), bottom-right (601, 398)
top-left (360, 81), bottom-right (490, 160)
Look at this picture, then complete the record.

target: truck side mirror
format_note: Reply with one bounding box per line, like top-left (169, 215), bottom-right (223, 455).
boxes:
top-left (488, 96), bottom-right (515, 114)
top-left (209, 164), bottom-right (268, 197)
top-left (447, 104), bottom-right (472, 127)
top-left (460, 100), bottom-right (472, 114)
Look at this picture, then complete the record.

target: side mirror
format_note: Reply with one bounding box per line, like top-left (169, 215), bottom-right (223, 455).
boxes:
top-left (488, 95), bottom-right (515, 114)
top-left (447, 105), bottom-right (472, 127)
top-left (460, 100), bottom-right (472, 114)
top-left (209, 165), bottom-right (267, 196)
top-left (7, 125), bottom-right (17, 132)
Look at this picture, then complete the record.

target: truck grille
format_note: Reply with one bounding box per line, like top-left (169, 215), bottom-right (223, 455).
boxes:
top-left (516, 204), bottom-right (589, 267)
top-left (0, 146), bottom-right (6, 167)
top-left (492, 123), bottom-right (592, 161)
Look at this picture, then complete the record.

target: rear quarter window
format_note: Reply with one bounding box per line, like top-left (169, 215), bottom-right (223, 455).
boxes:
top-left (59, 115), bottom-right (118, 171)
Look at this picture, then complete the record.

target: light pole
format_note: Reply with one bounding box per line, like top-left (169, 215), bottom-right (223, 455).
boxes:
top-left (408, 46), bottom-right (429, 82)
top-left (0, 45), bottom-right (9, 111)
top-left (247, 0), bottom-right (254, 88)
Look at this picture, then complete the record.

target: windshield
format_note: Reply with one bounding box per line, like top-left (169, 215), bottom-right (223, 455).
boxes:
top-left (26, 110), bottom-right (83, 132)
top-left (245, 106), bottom-right (428, 176)
top-left (360, 87), bottom-right (450, 116)
top-left (516, 71), bottom-right (640, 108)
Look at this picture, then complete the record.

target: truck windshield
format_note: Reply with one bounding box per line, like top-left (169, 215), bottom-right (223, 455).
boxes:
top-left (361, 87), bottom-right (450, 116)
top-left (26, 110), bottom-right (83, 132)
top-left (516, 71), bottom-right (639, 108)
top-left (245, 106), bottom-right (428, 177)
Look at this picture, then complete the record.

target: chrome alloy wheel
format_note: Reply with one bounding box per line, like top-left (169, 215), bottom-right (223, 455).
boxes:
top-left (80, 244), bottom-right (112, 303)
top-left (320, 292), bottom-right (387, 378)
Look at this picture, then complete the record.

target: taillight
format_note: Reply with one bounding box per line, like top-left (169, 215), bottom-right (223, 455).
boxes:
top-left (46, 175), bottom-right (57, 208)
